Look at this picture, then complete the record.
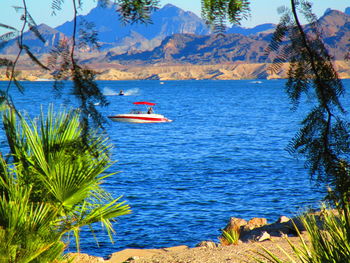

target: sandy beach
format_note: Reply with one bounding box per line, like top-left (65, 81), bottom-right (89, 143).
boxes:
top-left (70, 234), bottom-right (306, 263)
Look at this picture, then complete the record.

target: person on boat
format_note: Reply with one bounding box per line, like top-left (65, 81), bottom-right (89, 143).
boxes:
top-left (147, 107), bottom-right (154, 114)
top-left (119, 90), bottom-right (124, 96)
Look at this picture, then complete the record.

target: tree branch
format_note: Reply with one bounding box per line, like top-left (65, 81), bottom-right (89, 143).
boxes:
top-left (290, 0), bottom-right (332, 152)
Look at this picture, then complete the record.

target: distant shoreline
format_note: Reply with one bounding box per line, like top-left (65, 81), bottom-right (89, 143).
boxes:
top-left (1, 61), bottom-right (349, 82)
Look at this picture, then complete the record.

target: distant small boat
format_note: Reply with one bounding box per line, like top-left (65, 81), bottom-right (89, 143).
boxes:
top-left (108, 101), bottom-right (172, 123)
top-left (119, 90), bottom-right (125, 96)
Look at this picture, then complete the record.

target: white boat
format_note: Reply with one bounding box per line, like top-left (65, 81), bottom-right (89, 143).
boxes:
top-left (108, 101), bottom-right (172, 123)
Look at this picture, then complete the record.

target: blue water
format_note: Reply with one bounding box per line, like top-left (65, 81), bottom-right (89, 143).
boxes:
top-left (1, 79), bottom-right (349, 257)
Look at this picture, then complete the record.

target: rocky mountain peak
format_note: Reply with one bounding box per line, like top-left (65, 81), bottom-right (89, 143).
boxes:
top-left (96, 0), bottom-right (114, 8)
top-left (162, 3), bottom-right (181, 11)
top-left (317, 8), bottom-right (350, 37)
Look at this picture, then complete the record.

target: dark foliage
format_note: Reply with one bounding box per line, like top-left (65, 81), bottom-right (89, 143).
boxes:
top-left (117, 0), bottom-right (160, 24)
top-left (71, 63), bottom-right (109, 133)
top-left (267, 0), bottom-right (350, 205)
top-left (201, 0), bottom-right (250, 33)
top-left (78, 19), bottom-right (100, 50)
top-left (22, 45), bottom-right (49, 70)
top-left (0, 4), bottom-right (49, 106)
top-left (51, 0), bottom-right (65, 15)
top-left (48, 40), bottom-right (109, 134)
top-left (0, 26), bottom-right (17, 50)
top-left (14, 5), bottom-right (46, 43)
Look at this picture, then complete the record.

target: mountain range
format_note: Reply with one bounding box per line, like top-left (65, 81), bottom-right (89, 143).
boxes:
top-left (1, 2), bottom-right (350, 68)
top-left (105, 8), bottom-right (350, 66)
top-left (0, 2), bottom-right (275, 56)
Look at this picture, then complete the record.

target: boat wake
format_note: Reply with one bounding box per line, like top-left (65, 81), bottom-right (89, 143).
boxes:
top-left (103, 87), bottom-right (118, 96)
top-left (103, 87), bottom-right (140, 96)
top-left (124, 88), bottom-right (140, 96)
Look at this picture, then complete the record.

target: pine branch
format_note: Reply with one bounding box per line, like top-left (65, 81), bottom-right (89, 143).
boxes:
top-left (51, 0), bottom-right (65, 15)
top-left (117, 0), bottom-right (160, 24)
top-left (78, 19), bottom-right (100, 51)
top-left (22, 45), bottom-right (49, 70)
top-left (0, 32), bottom-right (17, 50)
top-left (25, 11), bottom-right (45, 43)
top-left (201, 0), bottom-right (250, 33)
top-left (273, 0), bottom-right (350, 204)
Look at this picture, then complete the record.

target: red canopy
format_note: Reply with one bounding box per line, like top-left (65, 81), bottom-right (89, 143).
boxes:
top-left (133, 101), bottom-right (156, 106)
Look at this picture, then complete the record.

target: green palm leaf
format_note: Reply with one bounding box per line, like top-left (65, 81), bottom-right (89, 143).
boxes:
top-left (1, 105), bottom-right (130, 256)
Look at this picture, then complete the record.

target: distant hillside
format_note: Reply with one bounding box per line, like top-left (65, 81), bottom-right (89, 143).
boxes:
top-left (227, 23), bottom-right (276, 35)
top-left (1, 24), bottom-right (67, 54)
top-left (106, 33), bottom-right (270, 65)
top-left (104, 9), bottom-right (350, 66)
top-left (307, 9), bottom-right (350, 59)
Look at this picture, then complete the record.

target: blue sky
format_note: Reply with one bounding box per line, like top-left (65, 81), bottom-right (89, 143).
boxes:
top-left (1, 0), bottom-right (350, 33)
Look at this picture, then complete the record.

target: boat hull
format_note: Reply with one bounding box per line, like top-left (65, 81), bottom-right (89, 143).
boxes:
top-left (108, 114), bottom-right (172, 123)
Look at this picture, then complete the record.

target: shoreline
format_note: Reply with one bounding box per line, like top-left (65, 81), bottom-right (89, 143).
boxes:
top-left (1, 61), bottom-right (350, 81)
top-left (69, 213), bottom-right (312, 263)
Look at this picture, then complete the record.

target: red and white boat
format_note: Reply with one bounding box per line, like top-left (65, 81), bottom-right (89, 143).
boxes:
top-left (108, 101), bottom-right (172, 123)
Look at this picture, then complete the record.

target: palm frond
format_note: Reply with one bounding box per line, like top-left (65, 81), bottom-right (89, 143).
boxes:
top-left (0, 182), bottom-right (64, 262)
top-left (1, 105), bottom-right (130, 255)
top-left (71, 196), bottom-right (131, 243)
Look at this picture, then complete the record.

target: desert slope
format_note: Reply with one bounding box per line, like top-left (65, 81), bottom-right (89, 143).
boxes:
top-left (2, 61), bottom-right (350, 81)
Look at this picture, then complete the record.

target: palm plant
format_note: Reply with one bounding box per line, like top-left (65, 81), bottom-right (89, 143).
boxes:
top-left (219, 228), bottom-right (240, 246)
top-left (0, 106), bottom-right (130, 261)
top-left (0, 174), bottom-right (65, 263)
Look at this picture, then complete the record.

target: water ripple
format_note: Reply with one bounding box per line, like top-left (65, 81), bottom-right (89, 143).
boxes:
top-left (2, 79), bottom-right (349, 257)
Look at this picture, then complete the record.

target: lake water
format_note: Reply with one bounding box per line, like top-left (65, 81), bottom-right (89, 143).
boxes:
top-left (1, 79), bottom-right (349, 257)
